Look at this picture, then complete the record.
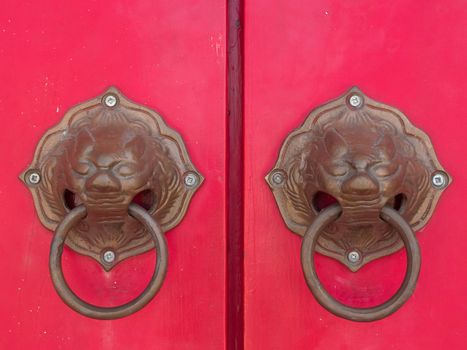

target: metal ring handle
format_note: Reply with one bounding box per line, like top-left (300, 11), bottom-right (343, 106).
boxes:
top-left (49, 204), bottom-right (168, 320)
top-left (301, 204), bottom-right (421, 322)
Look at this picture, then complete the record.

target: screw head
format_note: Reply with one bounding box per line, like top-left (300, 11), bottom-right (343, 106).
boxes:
top-left (103, 94), bottom-right (118, 107)
top-left (348, 94), bottom-right (363, 108)
top-left (271, 171), bottom-right (285, 185)
top-left (432, 171), bottom-right (448, 189)
top-left (102, 250), bottom-right (116, 264)
top-left (27, 171), bottom-right (41, 185)
top-left (184, 172), bottom-right (199, 187)
top-left (347, 250), bottom-right (361, 264)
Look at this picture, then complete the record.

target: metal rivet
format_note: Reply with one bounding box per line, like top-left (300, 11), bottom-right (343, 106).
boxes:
top-left (348, 94), bottom-right (363, 108)
top-left (347, 250), bottom-right (361, 264)
top-left (102, 250), bottom-right (116, 264)
top-left (432, 171), bottom-right (448, 189)
top-left (27, 171), bottom-right (41, 185)
top-left (103, 94), bottom-right (118, 107)
top-left (271, 170), bottom-right (285, 185)
top-left (184, 172), bottom-right (199, 187)
top-left (271, 171), bottom-right (285, 185)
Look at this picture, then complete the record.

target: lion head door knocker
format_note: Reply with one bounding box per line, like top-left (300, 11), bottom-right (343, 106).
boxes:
top-left (21, 87), bottom-right (203, 319)
top-left (266, 87), bottom-right (450, 322)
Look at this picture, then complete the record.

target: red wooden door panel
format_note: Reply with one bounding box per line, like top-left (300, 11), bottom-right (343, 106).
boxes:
top-left (0, 1), bottom-right (226, 349)
top-left (244, 0), bottom-right (467, 349)
top-left (2, 1), bottom-right (467, 349)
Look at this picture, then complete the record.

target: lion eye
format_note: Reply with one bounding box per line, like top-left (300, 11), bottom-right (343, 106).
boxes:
top-left (72, 162), bottom-right (91, 176)
top-left (325, 163), bottom-right (349, 177)
top-left (373, 164), bottom-right (398, 177)
top-left (115, 164), bottom-right (137, 177)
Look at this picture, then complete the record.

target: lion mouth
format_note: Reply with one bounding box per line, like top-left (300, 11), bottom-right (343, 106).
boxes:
top-left (81, 193), bottom-right (130, 223)
top-left (339, 194), bottom-right (381, 205)
top-left (85, 192), bottom-right (126, 202)
top-left (85, 206), bottom-right (129, 224)
top-left (339, 198), bottom-right (384, 226)
top-left (84, 192), bottom-right (128, 207)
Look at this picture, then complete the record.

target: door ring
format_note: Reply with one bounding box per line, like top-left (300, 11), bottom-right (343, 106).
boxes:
top-left (49, 203), bottom-right (168, 320)
top-left (301, 204), bottom-right (421, 322)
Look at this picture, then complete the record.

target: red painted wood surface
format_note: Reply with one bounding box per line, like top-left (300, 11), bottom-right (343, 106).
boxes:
top-left (0, 1), bottom-right (227, 349)
top-left (244, 0), bottom-right (467, 349)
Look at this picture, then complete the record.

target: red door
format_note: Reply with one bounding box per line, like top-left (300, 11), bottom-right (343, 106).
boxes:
top-left (2, 1), bottom-right (467, 349)
top-left (244, 0), bottom-right (467, 349)
top-left (0, 1), bottom-right (227, 349)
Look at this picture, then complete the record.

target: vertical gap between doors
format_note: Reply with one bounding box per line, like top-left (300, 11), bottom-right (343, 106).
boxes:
top-left (227, 0), bottom-right (244, 349)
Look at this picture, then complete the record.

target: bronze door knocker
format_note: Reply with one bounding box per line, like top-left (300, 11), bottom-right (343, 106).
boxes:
top-left (22, 88), bottom-right (203, 319)
top-left (266, 87), bottom-right (450, 322)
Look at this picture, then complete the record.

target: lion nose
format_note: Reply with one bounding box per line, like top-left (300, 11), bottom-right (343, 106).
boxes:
top-left (342, 173), bottom-right (379, 195)
top-left (87, 172), bottom-right (121, 192)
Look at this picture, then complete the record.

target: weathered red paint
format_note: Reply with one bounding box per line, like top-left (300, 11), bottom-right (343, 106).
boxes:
top-left (0, 1), bottom-right (227, 348)
top-left (244, 0), bottom-right (467, 348)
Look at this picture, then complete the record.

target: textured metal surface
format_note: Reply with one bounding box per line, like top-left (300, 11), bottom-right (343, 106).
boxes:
top-left (22, 88), bottom-right (203, 270)
top-left (301, 205), bottom-right (420, 322)
top-left (49, 204), bottom-right (168, 319)
top-left (266, 87), bottom-right (450, 270)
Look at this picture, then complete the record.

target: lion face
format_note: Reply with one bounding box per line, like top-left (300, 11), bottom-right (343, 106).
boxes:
top-left (314, 127), bottom-right (408, 223)
top-left (62, 124), bottom-right (156, 223)
top-left (64, 125), bottom-right (155, 222)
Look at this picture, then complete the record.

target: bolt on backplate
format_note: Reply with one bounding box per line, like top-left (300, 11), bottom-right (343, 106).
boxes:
top-left (271, 170), bottom-right (285, 185)
top-left (102, 250), bottom-right (116, 264)
top-left (432, 171), bottom-right (448, 189)
top-left (27, 171), bottom-right (41, 185)
top-left (184, 172), bottom-right (200, 188)
top-left (348, 94), bottom-right (363, 108)
top-left (347, 250), bottom-right (361, 264)
top-left (103, 94), bottom-right (118, 107)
